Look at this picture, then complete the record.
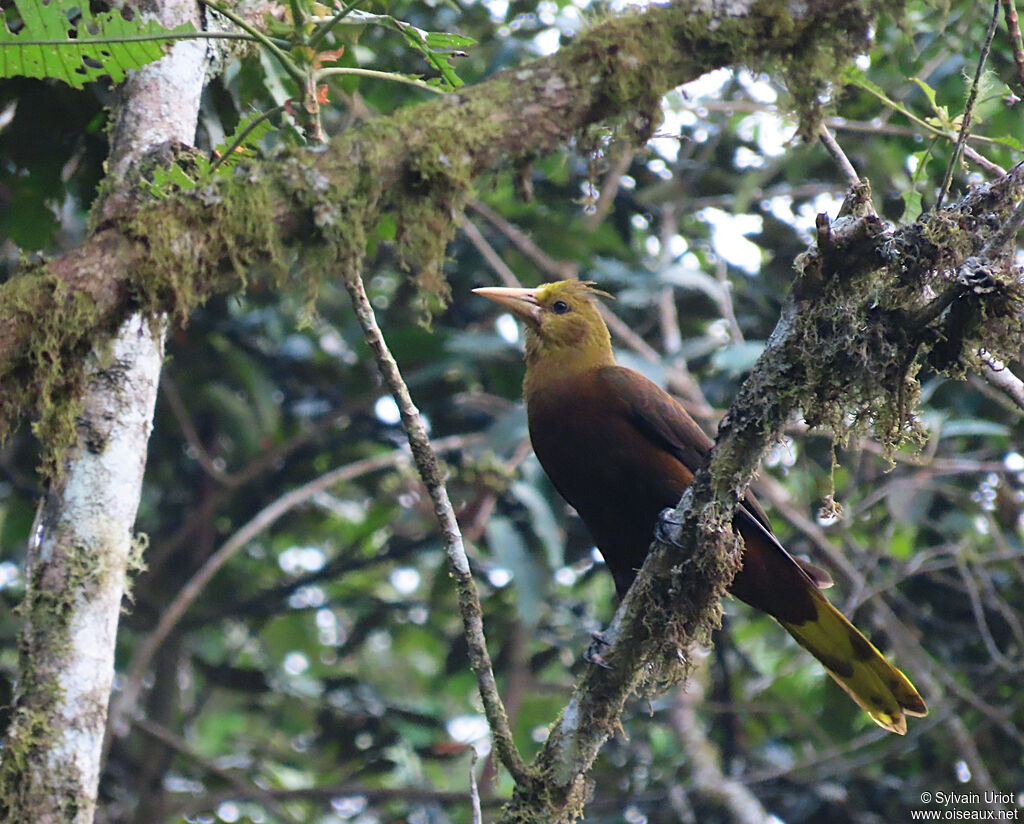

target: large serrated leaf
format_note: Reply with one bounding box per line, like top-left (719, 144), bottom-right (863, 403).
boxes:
top-left (0, 0), bottom-right (195, 89)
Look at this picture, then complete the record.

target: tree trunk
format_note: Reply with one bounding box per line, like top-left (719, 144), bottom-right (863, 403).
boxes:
top-left (0, 1), bottom-right (207, 820)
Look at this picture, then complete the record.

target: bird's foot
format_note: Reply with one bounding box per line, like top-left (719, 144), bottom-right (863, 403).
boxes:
top-left (655, 507), bottom-right (686, 548)
top-left (583, 631), bottom-right (614, 670)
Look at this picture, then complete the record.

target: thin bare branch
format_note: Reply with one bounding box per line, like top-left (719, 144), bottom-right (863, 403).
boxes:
top-left (1004, 0), bottom-right (1024, 91)
top-left (461, 216), bottom-right (522, 287)
top-left (978, 351), bottom-right (1024, 412)
top-left (469, 199), bottom-right (575, 280)
top-left (678, 100), bottom-right (1006, 175)
top-left (174, 782), bottom-right (498, 819)
top-left (341, 265), bottom-right (531, 785)
top-left (671, 671), bottom-right (770, 824)
top-left (133, 717), bottom-right (304, 824)
top-left (935, 0), bottom-right (1002, 210)
top-left (818, 124), bottom-right (863, 191)
top-left (161, 375), bottom-right (232, 485)
top-left (470, 750), bottom-right (484, 824)
top-left (584, 144), bottom-right (635, 232)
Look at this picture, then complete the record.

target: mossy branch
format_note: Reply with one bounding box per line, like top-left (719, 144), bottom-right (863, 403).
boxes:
top-left (0, 0), bottom-right (895, 469)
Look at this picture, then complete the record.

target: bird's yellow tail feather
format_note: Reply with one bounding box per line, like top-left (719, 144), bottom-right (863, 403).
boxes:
top-left (777, 588), bottom-right (927, 735)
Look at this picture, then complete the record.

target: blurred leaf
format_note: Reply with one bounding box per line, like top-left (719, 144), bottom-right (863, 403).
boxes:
top-left (510, 480), bottom-right (562, 569)
top-left (888, 525), bottom-right (918, 559)
top-left (710, 341), bottom-right (765, 376)
top-left (901, 146), bottom-right (934, 222)
top-left (4, 188), bottom-right (59, 249)
top-left (910, 77), bottom-right (939, 113)
top-left (486, 515), bottom-right (544, 627)
top-left (938, 419), bottom-right (1009, 438)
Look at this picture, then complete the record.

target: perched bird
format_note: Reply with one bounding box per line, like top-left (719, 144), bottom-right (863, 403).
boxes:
top-left (474, 280), bottom-right (927, 734)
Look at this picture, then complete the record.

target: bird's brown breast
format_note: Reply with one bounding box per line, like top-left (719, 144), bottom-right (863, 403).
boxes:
top-left (525, 366), bottom-right (819, 624)
top-left (527, 368), bottom-right (694, 596)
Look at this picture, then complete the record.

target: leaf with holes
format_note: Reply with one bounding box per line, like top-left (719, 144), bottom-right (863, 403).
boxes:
top-left (0, 0), bottom-right (195, 89)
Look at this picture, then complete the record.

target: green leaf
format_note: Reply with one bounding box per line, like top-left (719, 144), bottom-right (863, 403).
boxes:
top-left (910, 76), bottom-right (939, 113)
top-left (324, 10), bottom-right (474, 89)
top-left (988, 133), bottom-right (1024, 151)
top-left (0, 0), bottom-right (196, 89)
top-left (147, 111), bottom-right (277, 198)
top-left (901, 146), bottom-right (933, 223)
top-left (486, 516), bottom-right (544, 627)
top-left (510, 481), bottom-right (562, 570)
top-left (841, 65), bottom-right (889, 102)
top-left (423, 32), bottom-right (476, 51)
top-left (211, 110), bottom-right (276, 168)
top-left (395, 22), bottom-right (467, 89)
top-left (900, 189), bottom-right (923, 224)
top-left (148, 163), bottom-right (200, 198)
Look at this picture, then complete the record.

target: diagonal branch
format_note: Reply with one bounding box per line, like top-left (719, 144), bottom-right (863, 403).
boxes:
top-left (341, 263), bottom-right (532, 785)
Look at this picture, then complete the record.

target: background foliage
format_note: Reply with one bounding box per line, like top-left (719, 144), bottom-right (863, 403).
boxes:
top-left (1, 1), bottom-right (1023, 822)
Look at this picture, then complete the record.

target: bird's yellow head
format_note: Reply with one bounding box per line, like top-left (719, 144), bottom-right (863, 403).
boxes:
top-left (473, 281), bottom-right (615, 395)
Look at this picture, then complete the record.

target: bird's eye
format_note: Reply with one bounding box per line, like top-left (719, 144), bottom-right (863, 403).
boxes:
top-left (551, 300), bottom-right (570, 314)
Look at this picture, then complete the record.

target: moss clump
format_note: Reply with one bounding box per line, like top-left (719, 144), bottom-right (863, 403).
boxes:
top-left (0, 269), bottom-right (112, 478)
top-left (0, 534), bottom-right (99, 822)
top-left (777, 169), bottom-right (1024, 460)
top-left (125, 172), bottom-right (289, 324)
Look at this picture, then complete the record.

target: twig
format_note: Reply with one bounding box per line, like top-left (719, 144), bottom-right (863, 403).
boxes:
top-left (955, 552), bottom-right (1013, 670)
top-left (160, 375), bottom-right (231, 485)
top-left (146, 402), bottom-right (364, 573)
top-left (671, 670), bottom-right (770, 824)
top-left (714, 259), bottom-right (744, 344)
top-left (469, 199), bottom-right (574, 280)
top-left (110, 435), bottom-right (478, 738)
top-left (978, 350), bottom-right (1024, 412)
top-left (1002, 0), bottom-right (1024, 91)
top-left (964, 144), bottom-right (1007, 176)
top-left (316, 67), bottom-right (449, 95)
top-left (818, 124), bottom-right (863, 191)
top-left (307, 0), bottom-right (366, 50)
top-left (935, 0), bottom-right (1002, 210)
top-left (673, 100), bottom-right (1005, 174)
top-left (341, 265), bottom-right (531, 785)
top-left (659, 285), bottom-right (684, 354)
top-left (977, 512), bottom-right (1024, 650)
top-left (584, 144), bottom-right (635, 232)
top-left (208, 103), bottom-right (286, 174)
top-left (173, 781), bottom-right (500, 819)
top-left (200, 0), bottom-right (304, 86)
top-left (470, 749), bottom-right (484, 824)
top-left (133, 717), bottom-right (303, 824)
top-left (656, 204), bottom-right (684, 354)
top-left (461, 217), bottom-right (522, 287)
